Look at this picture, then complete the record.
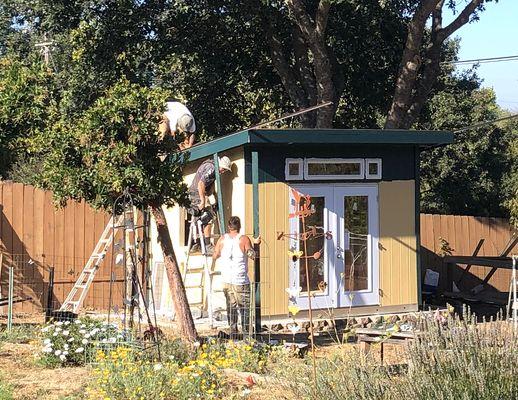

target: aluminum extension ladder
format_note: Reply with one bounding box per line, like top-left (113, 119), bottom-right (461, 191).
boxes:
top-left (59, 214), bottom-right (125, 313)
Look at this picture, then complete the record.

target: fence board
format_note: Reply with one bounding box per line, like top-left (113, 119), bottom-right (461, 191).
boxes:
top-left (420, 213), bottom-right (514, 293)
top-left (0, 182), bottom-right (122, 314)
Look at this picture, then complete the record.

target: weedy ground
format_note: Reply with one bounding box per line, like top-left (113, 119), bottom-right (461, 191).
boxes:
top-left (0, 310), bottom-right (516, 400)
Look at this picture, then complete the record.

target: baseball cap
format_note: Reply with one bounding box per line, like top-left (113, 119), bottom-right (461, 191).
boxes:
top-left (177, 114), bottom-right (195, 133)
top-left (219, 156), bottom-right (232, 171)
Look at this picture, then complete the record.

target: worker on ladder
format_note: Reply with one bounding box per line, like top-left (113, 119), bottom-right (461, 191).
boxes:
top-left (188, 156), bottom-right (233, 255)
top-left (159, 100), bottom-right (196, 150)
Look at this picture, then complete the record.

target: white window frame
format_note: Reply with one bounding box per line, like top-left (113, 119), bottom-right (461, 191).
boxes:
top-left (365, 158), bottom-right (382, 180)
top-left (285, 158), bottom-right (304, 180)
top-left (304, 158), bottom-right (365, 180)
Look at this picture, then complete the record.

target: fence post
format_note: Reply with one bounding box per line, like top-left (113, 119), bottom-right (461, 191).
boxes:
top-left (7, 266), bottom-right (14, 331)
top-left (46, 267), bottom-right (55, 321)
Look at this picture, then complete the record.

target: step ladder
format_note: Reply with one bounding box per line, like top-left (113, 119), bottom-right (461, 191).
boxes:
top-left (59, 214), bottom-right (125, 313)
top-left (172, 214), bottom-right (217, 326)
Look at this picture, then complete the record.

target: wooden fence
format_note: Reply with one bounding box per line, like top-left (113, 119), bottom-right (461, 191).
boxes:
top-left (420, 213), bottom-right (515, 292)
top-left (0, 181), bottom-right (124, 314)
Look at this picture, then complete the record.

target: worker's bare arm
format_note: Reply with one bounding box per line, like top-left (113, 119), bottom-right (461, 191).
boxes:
top-left (197, 180), bottom-right (206, 209)
top-left (240, 236), bottom-right (256, 259)
top-left (212, 236), bottom-right (224, 261)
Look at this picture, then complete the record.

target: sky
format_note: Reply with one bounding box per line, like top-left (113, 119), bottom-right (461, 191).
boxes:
top-left (443, 0), bottom-right (518, 111)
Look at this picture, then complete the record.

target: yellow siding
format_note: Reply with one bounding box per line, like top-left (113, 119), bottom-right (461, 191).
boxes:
top-left (250, 179), bottom-right (418, 316)
top-left (246, 180), bottom-right (290, 316)
top-left (150, 147), bottom-right (246, 314)
top-left (378, 180), bottom-right (418, 306)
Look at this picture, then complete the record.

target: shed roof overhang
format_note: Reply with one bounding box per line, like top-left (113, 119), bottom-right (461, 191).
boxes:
top-left (181, 128), bottom-right (454, 162)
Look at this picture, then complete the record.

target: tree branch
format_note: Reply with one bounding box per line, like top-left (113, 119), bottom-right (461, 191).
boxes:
top-left (263, 16), bottom-right (308, 111)
top-left (315, 0), bottom-right (331, 38)
top-left (405, 0), bottom-right (484, 127)
top-left (438, 0), bottom-right (484, 41)
top-left (285, 0), bottom-right (335, 127)
top-left (384, 0), bottom-right (443, 129)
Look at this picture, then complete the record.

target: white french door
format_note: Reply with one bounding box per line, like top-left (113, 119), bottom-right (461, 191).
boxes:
top-left (334, 186), bottom-right (379, 307)
top-left (288, 185), bottom-right (379, 310)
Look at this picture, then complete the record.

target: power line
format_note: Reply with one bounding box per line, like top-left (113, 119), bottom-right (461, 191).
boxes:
top-left (454, 113), bottom-right (518, 133)
top-left (444, 54), bottom-right (518, 66)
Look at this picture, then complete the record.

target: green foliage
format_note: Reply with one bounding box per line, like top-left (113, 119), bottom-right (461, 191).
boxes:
top-left (0, 56), bottom-right (57, 178)
top-left (36, 80), bottom-right (188, 210)
top-left (0, 377), bottom-right (13, 400)
top-left (418, 70), bottom-right (513, 217)
top-left (501, 119), bottom-right (518, 226)
top-left (0, 324), bottom-right (38, 344)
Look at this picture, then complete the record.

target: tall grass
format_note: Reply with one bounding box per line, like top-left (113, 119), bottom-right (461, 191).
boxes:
top-left (277, 311), bottom-right (518, 400)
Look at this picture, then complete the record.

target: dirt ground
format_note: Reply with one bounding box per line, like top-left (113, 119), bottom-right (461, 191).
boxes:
top-left (0, 342), bottom-right (89, 400)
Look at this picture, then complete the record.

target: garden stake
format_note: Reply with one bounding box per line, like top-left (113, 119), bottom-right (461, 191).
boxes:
top-left (301, 212), bottom-right (318, 395)
top-left (7, 266), bottom-right (14, 331)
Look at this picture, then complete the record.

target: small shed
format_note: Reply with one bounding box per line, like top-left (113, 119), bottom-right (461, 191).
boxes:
top-left (149, 129), bottom-right (453, 323)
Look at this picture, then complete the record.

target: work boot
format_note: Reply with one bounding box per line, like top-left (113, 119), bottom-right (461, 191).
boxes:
top-left (189, 242), bottom-right (201, 254)
top-left (204, 243), bottom-right (214, 256)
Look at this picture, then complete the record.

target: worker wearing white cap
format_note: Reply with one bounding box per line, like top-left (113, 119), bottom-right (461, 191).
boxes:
top-left (159, 101), bottom-right (196, 150)
top-left (188, 156), bottom-right (233, 255)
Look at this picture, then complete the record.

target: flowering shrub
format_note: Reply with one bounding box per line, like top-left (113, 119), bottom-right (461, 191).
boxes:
top-left (89, 347), bottom-right (225, 400)
top-left (199, 340), bottom-right (272, 374)
top-left (39, 318), bottom-right (123, 367)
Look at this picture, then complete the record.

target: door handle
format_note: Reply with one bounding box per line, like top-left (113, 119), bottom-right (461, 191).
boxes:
top-left (336, 246), bottom-right (343, 259)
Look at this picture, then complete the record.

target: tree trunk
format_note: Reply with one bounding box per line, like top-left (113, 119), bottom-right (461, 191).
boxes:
top-left (385, 0), bottom-right (484, 129)
top-left (150, 205), bottom-right (197, 342)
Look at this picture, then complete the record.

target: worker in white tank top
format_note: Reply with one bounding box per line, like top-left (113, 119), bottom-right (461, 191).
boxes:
top-left (213, 216), bottom-right (255, 335)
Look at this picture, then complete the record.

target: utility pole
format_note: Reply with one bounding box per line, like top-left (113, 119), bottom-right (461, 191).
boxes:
top-left (35, 34), bottom-right (54, 66)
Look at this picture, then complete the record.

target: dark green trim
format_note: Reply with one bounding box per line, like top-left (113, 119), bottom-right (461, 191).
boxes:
top-left (186, 131), bottom-right (249, 161)
top-left (414, 146), bottom-right (422, 307)
top-left (213, 153), bottom-right (226, 235)
top-left (249, 129), bottom-right (454, 145)
top-left (252, 151), bottom-right (260, 237)
top-left (251, 151), bottom-right (261, 332)
top-left (182, 129), bottom-right (454, 162)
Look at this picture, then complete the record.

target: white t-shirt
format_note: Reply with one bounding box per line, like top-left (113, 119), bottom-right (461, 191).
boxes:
top-left (164, 102), bottom-right (196, 133)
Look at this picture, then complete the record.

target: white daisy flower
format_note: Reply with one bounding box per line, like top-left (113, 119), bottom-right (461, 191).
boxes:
top-left (75, 319), bottom-right (82, 324)
top-left (64, 344), bottom-right (69, 350)
top-left (43, 338), bottom-right (51, 345)
top-left (79, 329), bottom-right (86, 334)
top-left (68, 338), bottom-right (75, 342)
top-left (62, 330), bottom-right (69, 336)
top-left (42, 347), bottom-right (53, 353)
top-left (82, 339), bottom-right (88, 345)
top-left (64, 321), bottom-right (71, 325)
top-left (108, 337), bottom-right (116, 343)
top-left (153, 363), bottom-right (163, 371)
top-left (54, 350), bottom-right (62, 356)
top-left (75, 347), bottom-right (84, 353)
top-left (53, 332), bottom-right (59, 337)
top-left (63, 351), bottom-right (69, 355)
top-left (55, 321), bottom-right (63, 326)
top-left (59, 354), bottom-right (66, 361)
top-left (55, 327), bottom-right (62, 332)
top-left (84, 333), bottom-right (91, 339)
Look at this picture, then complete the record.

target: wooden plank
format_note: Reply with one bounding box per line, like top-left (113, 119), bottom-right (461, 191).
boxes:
top-left (83, 205), bottom-right (96, 307)
top-left (1, 183), bottom-right (14, 257)
top-left (64, 199), bottom-right (76, 286)
top-left (444, 256), bottom-right (513, 269)
top-left (53, 202), bottom-right (65, 306)
top-left (74, 201), bottom-right (85, 284)
top-left (12, 183), bottom-right (24, 257)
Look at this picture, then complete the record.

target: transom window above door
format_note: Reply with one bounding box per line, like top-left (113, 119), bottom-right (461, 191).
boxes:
top-left (285, 158), bottom-right (382, 181)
